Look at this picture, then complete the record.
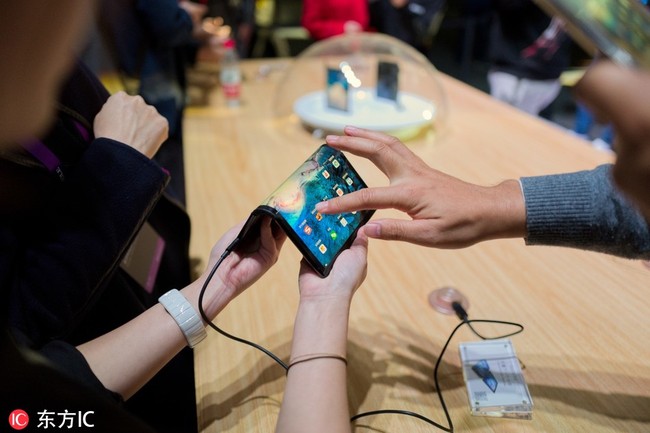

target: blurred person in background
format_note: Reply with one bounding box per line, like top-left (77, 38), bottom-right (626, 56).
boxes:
top-left (488, 0), bottom-right (572, 116)
top-left (204, 0), bottom-right (256, 57)
top-left (302, 0), bottom-right (370, 40)
top-left (369, 0), bottom-right (446, 54)
top-left (99, 0), bottom-right (218, 205)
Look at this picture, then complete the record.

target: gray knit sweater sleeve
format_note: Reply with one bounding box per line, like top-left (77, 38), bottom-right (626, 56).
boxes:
top-left (520, 164), bottom-right (650, 259)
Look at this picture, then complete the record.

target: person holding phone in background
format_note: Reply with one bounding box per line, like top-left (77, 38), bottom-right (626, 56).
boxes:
top-left (317, 62), bottom-right (650, 260)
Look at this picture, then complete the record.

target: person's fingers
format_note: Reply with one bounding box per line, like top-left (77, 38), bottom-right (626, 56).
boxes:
top-left (256, 217), bottom-right (286, 260)
top-left (258, 217), bottom-right (273, 248)
top-left (271, 219), bottom-right (287, 244)
top-left (360, 219), bottom-right (439, 247)
top-left (576, 62), bottom-right (650, 146)
top-left (325, 127), bottom-right (417, 177)
top-left (327, 230), bottom-right (368, 289)
top-left (577, 61), bottom-right (650, 219)
top-left (325, 134), bottom-right (398, 176)
top-left (315, 186), bottom-right (413, 214)
top-left (343, 126), bottom-right (416, 160)
top-left (347, 229), bottom-right (369, 257)
top-left (298, 258), bottom-right (317, 279)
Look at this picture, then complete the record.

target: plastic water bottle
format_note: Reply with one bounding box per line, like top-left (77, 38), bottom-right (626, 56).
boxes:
top-left (220, 38), bottom-right (241, 107)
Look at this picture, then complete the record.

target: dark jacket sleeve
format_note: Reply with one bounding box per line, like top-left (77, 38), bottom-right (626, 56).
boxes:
top-left (135, 0), bottom-right (194, 47)
top-left (39, 338), bottom-right (123, 402)
top-left (7, 138), bottom-right (168, 345)
top-left (1, 329), bottom-right (158, 432)
top-left (521, 164), bottom-right (650, 259)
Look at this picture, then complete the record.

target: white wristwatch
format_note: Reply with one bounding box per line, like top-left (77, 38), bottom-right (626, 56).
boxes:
top-left (158, 289), bottom-right (207, 348)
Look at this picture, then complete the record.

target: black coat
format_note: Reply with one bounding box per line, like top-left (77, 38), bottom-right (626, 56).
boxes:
top-left (0, 61), bottom-right (195, 432)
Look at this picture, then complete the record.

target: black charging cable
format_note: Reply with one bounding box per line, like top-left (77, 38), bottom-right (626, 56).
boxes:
top-left (197, 241), bottom-right (288, 370)
top-left (198, 250), bottom-right (524, 432)
top-left (350, 302), bottom-right (524, 431)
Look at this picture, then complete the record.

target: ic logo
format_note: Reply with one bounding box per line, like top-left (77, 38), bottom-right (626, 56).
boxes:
top-left (9, 409), bottom-right (29, 430)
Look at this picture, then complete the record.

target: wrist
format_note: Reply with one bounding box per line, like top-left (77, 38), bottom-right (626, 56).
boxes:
top-left (182, 274), bottom-right (233, 324)
top-left (298, 294), bottom-right (352, 312)
top-left (480, 179), bottom-right (527, 241)
top-left (158, 289), bottom-right (207, 348)
top-left (291, 297), bottom-right (351, 356)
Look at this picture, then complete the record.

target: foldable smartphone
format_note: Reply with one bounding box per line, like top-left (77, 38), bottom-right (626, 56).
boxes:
top-left (234, 145), bottom-right (374, 277)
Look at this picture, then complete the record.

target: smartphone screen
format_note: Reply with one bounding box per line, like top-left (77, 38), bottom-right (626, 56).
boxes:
top-left (326, 67), bottom-right (350, 111)
top-left (377, 61), bottom-right (399, 101)
top-left (259, 145), bottom-right (374, 276)
top-left (533, 0), bottom-right (650, 68)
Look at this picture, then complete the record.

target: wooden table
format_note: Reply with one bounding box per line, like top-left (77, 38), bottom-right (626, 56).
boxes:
top-left (185, 59), bottom-right (650, 433)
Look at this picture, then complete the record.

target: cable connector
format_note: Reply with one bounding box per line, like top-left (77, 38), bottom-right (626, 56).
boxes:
top-left (451, 301), bottom-right (468, 321)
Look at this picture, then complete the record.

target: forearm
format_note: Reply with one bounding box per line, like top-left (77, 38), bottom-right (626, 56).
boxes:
top-left (477, 179), bottom-right (527, 242)
top-left (77, 302), bottom-right (185, 400)
top-left (77, 278), bottom-right (226, 400)
top-left (521, 164), bottom-right (650, 258)
top-left (276, 298), bottom-right (352, 433)
top-left (74, 219), bottom-right (283, 400)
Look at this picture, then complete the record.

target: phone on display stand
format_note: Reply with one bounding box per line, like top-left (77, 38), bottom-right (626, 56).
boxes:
top-left (376, 61), bottom-right (400, 101)
top-left (533, 0), bottom-right (650, 68)
top-left (326, 67), bottom-right (350, 112)
top-left (234, 145), bottom-right (374, 278)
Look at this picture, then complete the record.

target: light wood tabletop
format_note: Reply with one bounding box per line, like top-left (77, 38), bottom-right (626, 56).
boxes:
top-left (185, 59), bottom-right (650, 433)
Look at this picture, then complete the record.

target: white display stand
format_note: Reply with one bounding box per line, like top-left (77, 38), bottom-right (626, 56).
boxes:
top-left (293, 88), bottom-right (436, 138)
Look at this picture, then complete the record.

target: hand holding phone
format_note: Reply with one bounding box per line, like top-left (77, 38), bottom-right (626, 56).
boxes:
top-left (234, 145), bottom-right (374, 277)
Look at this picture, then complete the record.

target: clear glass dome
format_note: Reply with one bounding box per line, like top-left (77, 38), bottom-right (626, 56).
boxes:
top-left (273, 32), bottom-right (448, 142)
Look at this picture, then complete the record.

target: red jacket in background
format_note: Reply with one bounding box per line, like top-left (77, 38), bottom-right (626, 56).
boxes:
top-left (302, 0), bottom-right (370, 40)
